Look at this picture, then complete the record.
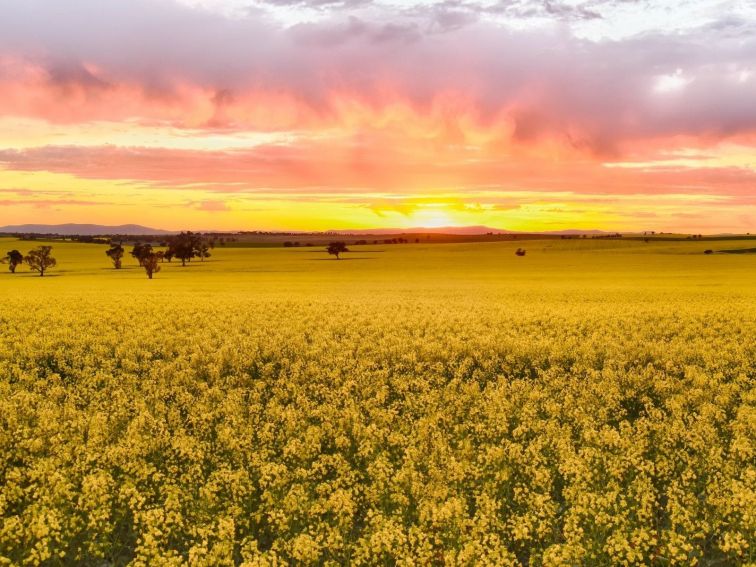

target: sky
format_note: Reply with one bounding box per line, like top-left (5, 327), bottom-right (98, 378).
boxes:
top-left (0, 0), bottom-right (754, 232)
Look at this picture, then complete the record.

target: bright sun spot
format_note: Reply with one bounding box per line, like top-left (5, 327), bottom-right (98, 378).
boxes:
top-left (411, 206), bottom-right (455, 228)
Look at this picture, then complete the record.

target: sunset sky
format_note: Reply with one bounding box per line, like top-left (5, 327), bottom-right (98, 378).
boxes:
top-left (0, 0), bottom-right (754, 232)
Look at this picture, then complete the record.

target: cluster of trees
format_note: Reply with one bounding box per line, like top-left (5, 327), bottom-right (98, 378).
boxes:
top-left (164, 232), bottom-right (212, 265)
top-left (105, 232), bottom-right (213, 278)
top-left (2, 246), bottom-right (57, 276)
top-left (593, 233), bottom-right (624, 239)
top-left (561, 233), bottom-right (626, 240)
top-left (4, 234), bottom-right (352, 280)
top-left (353, 238), bottom-right (417, 245)
top-left (72, 235), bottom-right (110, 244)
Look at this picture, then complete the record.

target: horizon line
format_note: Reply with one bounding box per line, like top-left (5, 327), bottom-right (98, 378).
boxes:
top-left (0, 222), bottom-right (753, 237)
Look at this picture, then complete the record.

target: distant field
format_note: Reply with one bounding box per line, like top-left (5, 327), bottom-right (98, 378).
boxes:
top-left (0, 238), bottom-right (754, 565)
top-left (2, 236), bottom-right (755, 293)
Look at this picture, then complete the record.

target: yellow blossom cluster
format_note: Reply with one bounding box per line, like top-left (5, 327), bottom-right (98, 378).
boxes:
top-left (0, 285), bottom-right (753, 565)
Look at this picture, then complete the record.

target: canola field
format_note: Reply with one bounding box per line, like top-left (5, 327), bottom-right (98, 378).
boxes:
top-left (0, 237), bottom-right (754, 566)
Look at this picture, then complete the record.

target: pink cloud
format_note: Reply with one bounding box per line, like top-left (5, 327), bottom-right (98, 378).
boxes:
top-left (0, 0), bottom-right (753, 154)
top-left (1, 143), bottom-right (755, 209)
top-left (195, 199), bottom-right (230, 211)
top-left (0, 198), bottom-right (105, 208)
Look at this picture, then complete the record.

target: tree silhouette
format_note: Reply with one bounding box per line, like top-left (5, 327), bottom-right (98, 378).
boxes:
top-left (25, 246), bottom-right (57, 277)
top-left (327, 242), bottom-right (349, 260)
top-left (131, 243), bottom-right (153, 266)
top-left (142, 252), bottom-right (162, 279)
top-left (167, 232), bottom-right (203, 266)
top-left (3, 250), bottom-right (23, 273)
top-left (195, 242), bottom-right (211, 262)
top-left (105, 243), bottom-right (125, 269)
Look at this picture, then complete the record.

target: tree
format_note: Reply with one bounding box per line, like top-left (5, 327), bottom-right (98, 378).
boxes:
top-left (25, 246), bottom-right (57, 277)
top-left (142, 252), bottom-right (162, 279)
top-left (167, 232), bottom-right (201, 266)
top-left (131, 243), bottom-right (153, 266)
top-left (105, 243), bottom-right (125, 269)
top-left (2, 250), bottom-right (23, 273)
top-left (195, 242), bottom-right (211, 262)
top-left (327, 241), bottom-right (349, 260)
top-left (164, 231), bottom-right (214, 265)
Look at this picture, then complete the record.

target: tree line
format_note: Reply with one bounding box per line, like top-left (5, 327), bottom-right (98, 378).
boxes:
top-left (3, 232), bottom-right (215, 279)
top-left (105, 232), bottom-right (213, 278)
top-left (5, 236), bottom-right (360, 278)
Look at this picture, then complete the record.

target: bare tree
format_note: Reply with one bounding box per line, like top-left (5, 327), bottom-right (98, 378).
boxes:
top-left (25, 246), bottom-right (57, 277)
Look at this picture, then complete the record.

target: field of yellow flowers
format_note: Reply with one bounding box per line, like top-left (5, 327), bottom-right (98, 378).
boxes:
top-left (0, 238), bottom-right (754, 565)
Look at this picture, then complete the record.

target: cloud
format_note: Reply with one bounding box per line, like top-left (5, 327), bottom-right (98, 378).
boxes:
top-left (0, 198), bottom-right (105, 208)
top-left (195, 199), bottom-right (230, 211)
top-left (264, 0), bottom-right (372, 10)
top-left (0, 0), bottom-right (754, 155)
top-left (2, 142), bottom-right (755, 211)
top-left (482, 0), bottom-right (602, 21)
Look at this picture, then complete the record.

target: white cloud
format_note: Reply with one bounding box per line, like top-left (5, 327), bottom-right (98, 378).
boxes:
top-left (653, 69), bottom-right (690, 93)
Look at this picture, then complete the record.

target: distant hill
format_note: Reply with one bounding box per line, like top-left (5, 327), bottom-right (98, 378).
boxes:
top-left (0, 223), bottom-right (615, 237)
top-left (543, 229), bottom-right (611, 235)
top-left (326, 225), bottom-right (513, 236)
top-left (326, 226), bottom-right (610, 236)
top-left (0, 224), bottom-right (175, 236)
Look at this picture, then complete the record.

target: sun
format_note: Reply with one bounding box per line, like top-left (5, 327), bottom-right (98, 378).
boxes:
top-left (409, 205), bottom-right (455, 228)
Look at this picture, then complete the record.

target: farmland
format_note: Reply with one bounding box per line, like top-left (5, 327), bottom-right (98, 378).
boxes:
top-left (0, 237), bottom-right (754, 565)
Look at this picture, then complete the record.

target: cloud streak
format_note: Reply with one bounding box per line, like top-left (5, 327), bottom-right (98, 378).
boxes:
top-left (2, 143), bottom-right (755, 208)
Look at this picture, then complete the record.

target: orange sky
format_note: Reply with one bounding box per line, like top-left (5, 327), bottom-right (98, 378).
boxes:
top-left (0, 0), bottom-right (754, 233)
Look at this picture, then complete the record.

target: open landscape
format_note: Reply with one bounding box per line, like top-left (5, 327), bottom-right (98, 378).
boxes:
top-left (1, 237), bottom-right (753, 565)
top-left (2, 0), bottom-right (756, 564)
